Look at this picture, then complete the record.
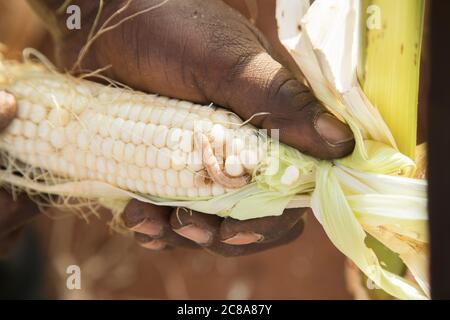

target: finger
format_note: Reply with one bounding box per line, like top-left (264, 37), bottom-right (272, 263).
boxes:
top-left (170, 208), bottom-right (222, 246)
top-left (134, 232), bottom-right (167, 251)
top-left (58, 0), bottom-right (354, 160)
top-left (0, 191), bottom-right (40, 238)
top-left (122, 200), bottom-right (196, 248)
top-left (220, 208), bottom-right (308, 245)
top-left (207, 221), bottom-right (305, 257)
top-left (199, 47), bottom-right (354, 160)
top-left (169, 208), bottom-right (305, 257)
top-left (0, 90), bottom-right (16, 131)
top-left (171, 1), bottom-right (355, 159)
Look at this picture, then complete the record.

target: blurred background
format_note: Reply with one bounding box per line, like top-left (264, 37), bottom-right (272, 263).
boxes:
top-left (0, 0), bottom-right (428, 300)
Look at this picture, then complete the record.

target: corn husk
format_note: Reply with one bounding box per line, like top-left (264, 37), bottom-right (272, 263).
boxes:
top-left (0, 0), bottom-right (427, 300)
top-left (275, 0), bottom-right (427, 299)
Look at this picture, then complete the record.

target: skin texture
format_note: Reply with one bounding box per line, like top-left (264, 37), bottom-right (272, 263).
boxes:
top-left (3, 0), bottom-right (354, 256)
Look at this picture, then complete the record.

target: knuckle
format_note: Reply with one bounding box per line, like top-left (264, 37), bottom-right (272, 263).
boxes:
top-left (122, 200), bottom-right (147, 227)
top-left (267, 73), bottom-right (315, 114)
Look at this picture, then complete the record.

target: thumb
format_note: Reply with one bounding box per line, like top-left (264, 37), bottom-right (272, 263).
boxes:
top-left (0, 91), bottom-right (16, 132)
top-left (200, 50), bottom-right (355, 160)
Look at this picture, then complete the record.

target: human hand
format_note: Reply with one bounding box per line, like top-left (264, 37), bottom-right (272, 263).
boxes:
top-left (33, 0), bottom-right (354, 255)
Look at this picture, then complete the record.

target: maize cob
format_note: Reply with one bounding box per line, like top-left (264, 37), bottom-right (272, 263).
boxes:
top-left (0, 0), bottom-right (428, 300)
top-left (0, 60), bottom-right (266, 200)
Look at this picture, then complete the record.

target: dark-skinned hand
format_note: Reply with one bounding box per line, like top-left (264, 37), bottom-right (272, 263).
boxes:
top-left (24, 0), bottom-right (355, 256)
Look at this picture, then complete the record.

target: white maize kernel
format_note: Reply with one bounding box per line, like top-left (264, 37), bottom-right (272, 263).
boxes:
top-left (176, 188), bottom-right (187, 197)
top-left (157, 147), bottom-right (171, 170)
top-left (146, 145), bottom-right (158, 167)
top-left (124, 143), bottom-right (135, 163)
top-left (106, 174), bottom-right (115, 184)
top-left (136, 180), bottom-right (147, 194)
top-left (187, 188), bottom-right (198, 198)
top-left (96, 157), bottom-right (107, 173)
top-left (152, 168), bottom-right (166, 185)
top-left (101, 138), bottom-right (114, 158)
top-left (24, 139), bottom-right (34, 153)
top-left (38, 121), bottom-right (52, 140)
top-left (109, 118), bottom-right (125, 139)
top-left (187, 151), bottom-right (203, 172)
top-left (167, 128), bottom-right (182, 150)
top-left (17, 101), bottom-right (31, 119)
top-left (74, 152), bottom-right (86, 167)
top-left (155, 184), bottom-right (165, 196)
top-left (228, 137), bottom-right (245, 156)
top-left (23, 121), bottom-right (37, 139)
top-left (106, 159), bottom-right (116, 173)
top-left (36, 141), bottom-right (53, 154)
top-left (87, 171), bottom-right (96, 180)
top-left (134, 144), bottom-right (147, 167)
top-left (210, 124), bottom-right (226, 146)
top-left (141, 167), bottom-right (153, 182)
top-left (150, 107), bottom-right (163, 124)
top-left (117, 177), bottom-right (127, 188)
top-left (127, 164), bottom-right (140, 180)
top-left (240, 149), bottom-right (258, 171)
top-left (89, 135), bottom-right (103, 155)
top-left (126, 179), bottom-right (137, 191)
top-left (212, 184), bottom-right (225, 196)
top-left (179, 130), bottom-right (193, 153)
top-left (48, 108), bottom-right (70, 127)
top-left (182, 114), bottom-right (199, 130)
top-left (280, 165), bottom-right (300, 186)
top-left (120, 120), bottom-right (135, 143)
top-left (171, 109), bottom-right (189, 127)
top-left (210, 111), bottom-right (229, 127)
top-left (131, 122), bottom-right (145, 145)
top-left (143, 123), bottom-right (156, 145)
top-left (179, 169), bottom-right (195, 188)
top-left (164, 186), bottom-right (177, 197)
top-left (118, 163), bottom-right (128, 178)
top-left (129, 105), bottom-right (143, 121)
top-left (118, 103), bottom-right (132, 119)
top-left (198, 186), bottom-right (212, 197)
top-left (177, 100), bottom-right (192, 111)
top-left (108, 104), bottom-right (120, 117)
top-left (171, 150), bottom-right (187, 170)
top-left (225, 155), bottom-right (244, 177)
top-left (112, 140), bottom-right (125, 161)
top-left (77, 131), bottom-right (89, 150)
top-left (65, 122), bottom-right (79, 144)
top-left (30, 104), bottom-right (47, 123)
top-left (166, 169), bottom-right (179, 187)
top-left (153, 126), bottom-right (168, 148)
top-left (50, 127), bottom-right (66, 149)
top-left (86, 153), bottom-right (96, 170)
top-left (8, 120), bottom-right (22, 136)
top-left (159, 108), bottom-right (176, 126)
top-left (145, 182), bottom-right (156, 195)
top-left (98, 116), bottom-right (112, 138)
top-left (138, 107), bottom-right (152, 122)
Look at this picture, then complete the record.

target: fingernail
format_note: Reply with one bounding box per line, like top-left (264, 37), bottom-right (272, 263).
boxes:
top-left (173, 224), bottom-right (212, 245)
top-left (130, 219), bottom-right (163, 237)
top-left (140, 239), bottom-right (166, 250)
top-left (315, 113), bottom-right (353, 145)
top-left (222, 232), bottom-right (263, 245)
